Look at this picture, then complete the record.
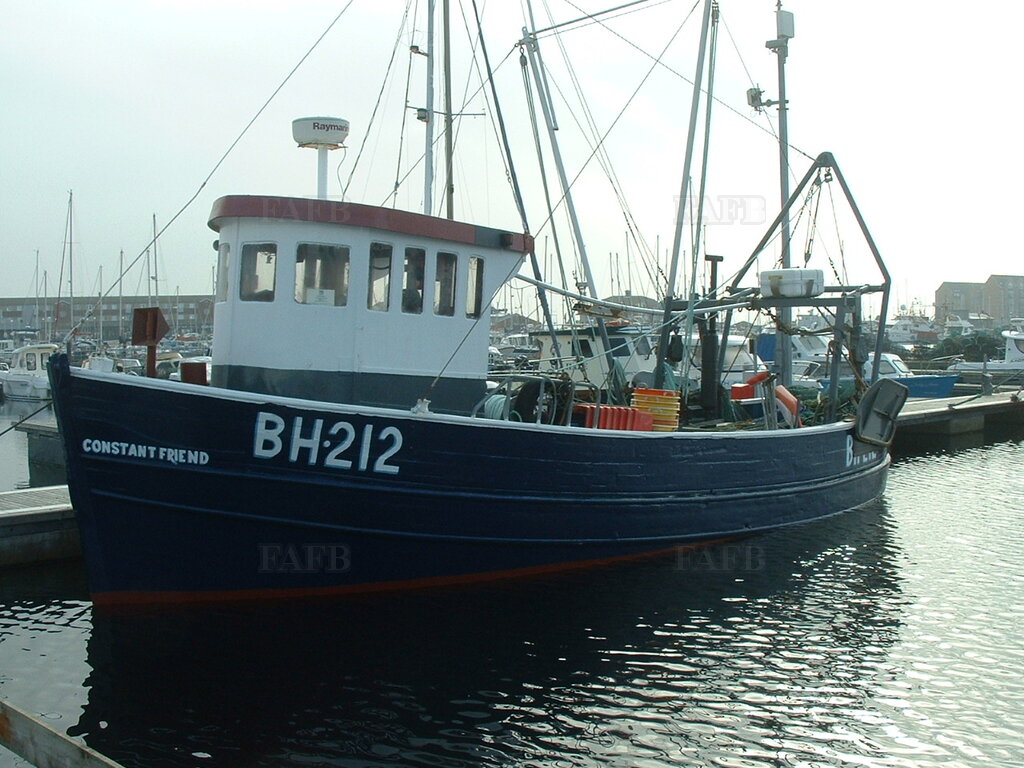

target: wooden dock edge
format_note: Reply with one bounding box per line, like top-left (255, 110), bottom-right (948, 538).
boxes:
top-left (895, 390), bottom-right (1024, 435)
top-left (0, 486), bottom-right (80, 567)
top-left (0, 698), bottom-right (125, 768)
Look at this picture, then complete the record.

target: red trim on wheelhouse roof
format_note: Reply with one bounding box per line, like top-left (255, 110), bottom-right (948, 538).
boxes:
top-left (208, 195), bottom-right (534, 254)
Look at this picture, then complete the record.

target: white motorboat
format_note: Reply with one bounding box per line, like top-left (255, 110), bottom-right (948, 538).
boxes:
top-left (2, 343), bottom-right (60, 401)
top-left (947, 319), bottom-right (1024, 374)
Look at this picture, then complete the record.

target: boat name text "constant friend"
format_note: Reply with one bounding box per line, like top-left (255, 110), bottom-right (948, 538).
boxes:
top-left (81, 439), bottom-right (210, 466)
top-left (252, 411), bottom-right (402, 475)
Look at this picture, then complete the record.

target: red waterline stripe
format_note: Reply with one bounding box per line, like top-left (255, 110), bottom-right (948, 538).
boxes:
top-left (90, 537), bottom-right (741, 609)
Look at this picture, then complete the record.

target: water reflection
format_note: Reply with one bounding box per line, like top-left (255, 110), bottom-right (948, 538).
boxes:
top-left (72, 500), bottom-right (906, 767)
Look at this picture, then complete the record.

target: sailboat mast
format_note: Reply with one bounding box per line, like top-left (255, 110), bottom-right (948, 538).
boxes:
top-left (98, 267), bottom-right (103, 346)
top-left (68, 190), bottom-right (74, 332)
top-left (152, 214), bottom-right (160, 315)
top-left (33, 250), bottom-right (40, 337)
top-left (43, 271), bottom-right (49, 340)
top-left (119, 249), bottom-right (124, 344)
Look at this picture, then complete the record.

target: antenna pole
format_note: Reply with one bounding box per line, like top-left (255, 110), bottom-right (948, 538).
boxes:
top-left (769, 3), bottom-right (795, 385)
top-left (317, 147), bottom-right (329, 200)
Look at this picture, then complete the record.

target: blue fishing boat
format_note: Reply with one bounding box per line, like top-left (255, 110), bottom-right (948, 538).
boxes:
top-left (48, 187), bottom-right (908, 606)
top-left (47, 5), bottom-right (908, 606)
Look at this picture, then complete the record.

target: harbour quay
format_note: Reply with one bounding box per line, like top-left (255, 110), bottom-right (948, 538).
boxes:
top-left (895, 389), bottom-right (1024, 436)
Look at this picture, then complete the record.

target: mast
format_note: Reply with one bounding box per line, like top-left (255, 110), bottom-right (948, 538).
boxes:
top-left (653, 0), bottom-right (714, 390)
top-left (119, 249), bottom-right (124, 343)
top-left (442, 0), bottom-right (455, 219)
top-left (423, 0), bottom-right (435, 214)
top-left (152, 214), bottom-right (160, 315)
top-left (522, 20), bottom-right (617, 391)
top-left (33, 250), bottom-right (40, 337)
top-left (470, 0), bottom-right (561, 358)
top-left (97, 266), bottom-right (103, 346)
top-left (68, 190), bottom-right (74, 332)
top-left (768, 3), bottom-right (795, 385)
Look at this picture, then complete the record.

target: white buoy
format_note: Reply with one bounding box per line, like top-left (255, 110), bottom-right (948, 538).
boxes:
top-left (292, 117), bottom-right (349, 200)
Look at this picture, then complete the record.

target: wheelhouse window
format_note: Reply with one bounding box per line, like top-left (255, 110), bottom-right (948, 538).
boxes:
top-left (401, 247), bottom-right (425, 314)
top-left (295, 243), bottom-right (350, 306)
top-left (239, 243), bottom-right (277, 302)
top-left (434, 251), bottom-right (457, 316)
top-left (215, 242), bottom-right (230, 302)
top-left (367, 242), bottom-right (392, 311)
top-left (466, 256), bottom-right (484, 319)
top-left (573, 339), bottom-right (594, 358)
top-left (607, 337), bottom-right (632, 357)
top-left (25, 353), bottom-right (37, 371)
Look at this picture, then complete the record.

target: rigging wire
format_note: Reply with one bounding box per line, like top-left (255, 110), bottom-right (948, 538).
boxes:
top-left (825, 172), bottom-right (850, 284)
top-left (689, 0), bottom-right (719, 280)
top-left (446, 0), bottom-right (491, 222)
top-left (388, 0), bottom-right (421, 208)
top-left (562, 0), bottom-right (814, 165)
top-left (342, 0), bottom-right (415, 202)
top-left (418, 0), bottom-right (564, 404)
top-left (60, 0), bottom-right (357, 343)
top-left (377, 45), bottom-right (517, 209)
top-left (519, 47), bottom-right (574, 315)
top-left (536, 0), bottom-right (672, 299)
top-left (528, 4), bottom-right (696, 295)
top-left (802, 173), bottom-right (823, 268)
top-left (0, 401), bottom-right (53, 440)
top-left (531, 0), bottom-right (674, 39)
top-left (717, 10), bottom-right (814, 214)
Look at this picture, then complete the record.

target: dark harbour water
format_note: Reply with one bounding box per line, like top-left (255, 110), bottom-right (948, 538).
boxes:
top-left (1, 402), bottom-right (1023, 767)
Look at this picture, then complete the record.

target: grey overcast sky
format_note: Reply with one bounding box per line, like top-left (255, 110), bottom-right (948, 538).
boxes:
top-left (2, 0), bottom-right (1021, 321)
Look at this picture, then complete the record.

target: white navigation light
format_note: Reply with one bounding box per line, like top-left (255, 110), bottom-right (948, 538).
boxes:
top-left (776, 10), bottom-right (795, 40)
top-left (292, 117), bottom-right (349, 148)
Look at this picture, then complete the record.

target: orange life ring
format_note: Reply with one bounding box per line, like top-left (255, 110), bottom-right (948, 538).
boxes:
top-left (775, 384), bottom-right (801, 427)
